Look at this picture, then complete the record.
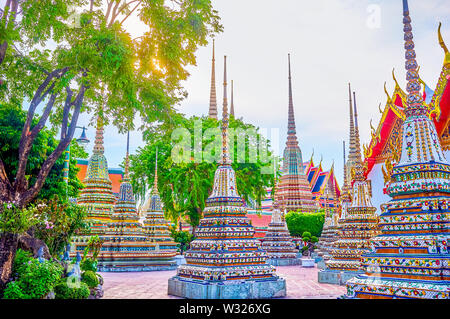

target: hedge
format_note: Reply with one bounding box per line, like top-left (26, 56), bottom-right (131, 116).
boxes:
top-left (285, 211), bottom-right (325, 237)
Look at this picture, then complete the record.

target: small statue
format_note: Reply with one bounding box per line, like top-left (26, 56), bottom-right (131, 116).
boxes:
top-left (62, 244), bottom-right (71, 262)
top-left (76, 252), bottom-right (82, 265)
top-left (37, 246), bottom-right (45, 263)
top-left (66, 252), bottom-right (82, 280)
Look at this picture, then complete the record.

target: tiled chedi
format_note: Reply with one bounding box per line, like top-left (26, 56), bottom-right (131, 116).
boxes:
top-left (345, 0), bottom-right (450, 299)
top-left (168, 55), bottom-right (286, 299)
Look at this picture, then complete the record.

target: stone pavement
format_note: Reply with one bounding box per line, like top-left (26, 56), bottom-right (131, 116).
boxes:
top-left (100, 265), bottom-right (346, 299)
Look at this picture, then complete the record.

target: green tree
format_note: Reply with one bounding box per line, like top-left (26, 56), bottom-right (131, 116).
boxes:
top-left (170, 227), bottom-right (194, 255)
top-left (0, 0), bottom-right (222, 291)
top-left (0, 103), bottom-right (83, 200)
top-left (0, 0), bottom-right (222, 207)
top-left (300, 231), bottom-right (319, 257)
top-left (130, 114), bottom-right (275, 228)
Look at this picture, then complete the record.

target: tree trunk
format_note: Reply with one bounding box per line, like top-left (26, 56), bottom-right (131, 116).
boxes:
top-left (0, 232), bottom-right (18, 294)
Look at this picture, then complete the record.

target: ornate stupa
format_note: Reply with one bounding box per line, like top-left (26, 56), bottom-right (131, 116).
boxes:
top-left (319, 88), bottom-right (380, 285)
top-left (362, 23), bottom-right (450, 215)
top-left (96, 132), bottom-right (149, 271)
top-left (168, 56), bottom-right (286, 299)
top-left (276, 54), bottom-right (318, 213)
top-left (345, 1), bottom-right (450, 299)
top-left (208, 39), bottom-right (218, 119)
top-left (142, 149), bottom-right (178, 257)
top-left (75, 132), bottom-right (177, 271)
top-left (316, 188), bottom-right (340, 262)
top-left (261, 182), bottom-right (300, 266)
top-left (76, 114), bottom-right (116, 234)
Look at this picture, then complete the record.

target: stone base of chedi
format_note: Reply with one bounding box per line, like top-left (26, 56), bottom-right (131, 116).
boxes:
top-left (318, 269), bottom-right (365, 285)
top-left (168, 277), bottom-right (286, 299)
top-left (268, 258), bottom-right (301, 266)
top-left (301, 258), bottom-right (315, 268)
top-left (73, 204), bottom-right (178, 272)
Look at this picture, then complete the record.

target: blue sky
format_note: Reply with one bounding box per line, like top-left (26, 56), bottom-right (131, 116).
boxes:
top-left (73, 0), bottom-right (450, 185)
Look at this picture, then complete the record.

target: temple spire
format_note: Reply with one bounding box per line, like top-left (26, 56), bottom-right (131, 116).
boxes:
top-left (230, 80), bottom-right (235, 117)
top-left (123, 131), bottom-right (130, 181)
top-left (221, 55), bottom-right (231, 165)
top-left (208, 39), bottom-right (218, 119)
top-left (287, 54), bottom-right (296, 136)
top-left (402, 0), bottom-right (425, 115)
top-left (347, 83), bottom-right (356, 162)
top-left (93, 111), bottom-right (105, 155)
top-left (353, 92), bottom-right (359, 129)
top-left (341, 141), bottom-right (350, 202)
top-left (352, 91), bottom-right (364, 181)
top-left (152, 147), bottom-right (159, 195)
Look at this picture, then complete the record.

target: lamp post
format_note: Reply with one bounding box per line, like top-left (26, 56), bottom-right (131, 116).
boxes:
top-left (63, 126), bottom-right (90, 195)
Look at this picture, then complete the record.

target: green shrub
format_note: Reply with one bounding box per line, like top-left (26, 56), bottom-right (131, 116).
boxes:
top-left (54, 280), bottom-right (90, 299)
top-left (12, 249), bottom-right (32, 277)
top-left (285, 211), bottom-right (325, 237)
top-left (311, 236), bottom-right (318, 243)
top-left (54, 281), bottom-right (70, 299)
top-left (73, 282), bottom-right (90, 299)
top-left (3, 257), bottom-right (63, 299)
top-left (81, 270), bottom-right (99, 288)
top-left (34, 197), bottom-right (88, 257)
top-left (302, 231), bottom-right (312, 238)
top-left (2, 281), bottom-right (27, 299)
top-left (80, 258), bottom-right (97, 272)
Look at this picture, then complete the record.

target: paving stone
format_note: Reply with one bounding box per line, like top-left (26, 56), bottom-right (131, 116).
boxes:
top-left (100, 265), bottom-right (346, 299)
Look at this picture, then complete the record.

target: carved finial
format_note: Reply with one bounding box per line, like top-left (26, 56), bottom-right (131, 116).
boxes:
top-left (378, 102), bottom-right (383, 114)
top-left (438, 22), bottom-right (450, 67)
top-left (384, 82), bottom-right (392, 103)
top-left (370, 119), bottom-right (376, 134)
top-left (438, 22), bottom-right (449, 54)
top-left (392, 68), bottom-right (400, 89)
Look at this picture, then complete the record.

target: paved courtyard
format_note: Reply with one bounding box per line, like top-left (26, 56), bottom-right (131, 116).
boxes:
top-left (100, 265), bottom-right (346, 299)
